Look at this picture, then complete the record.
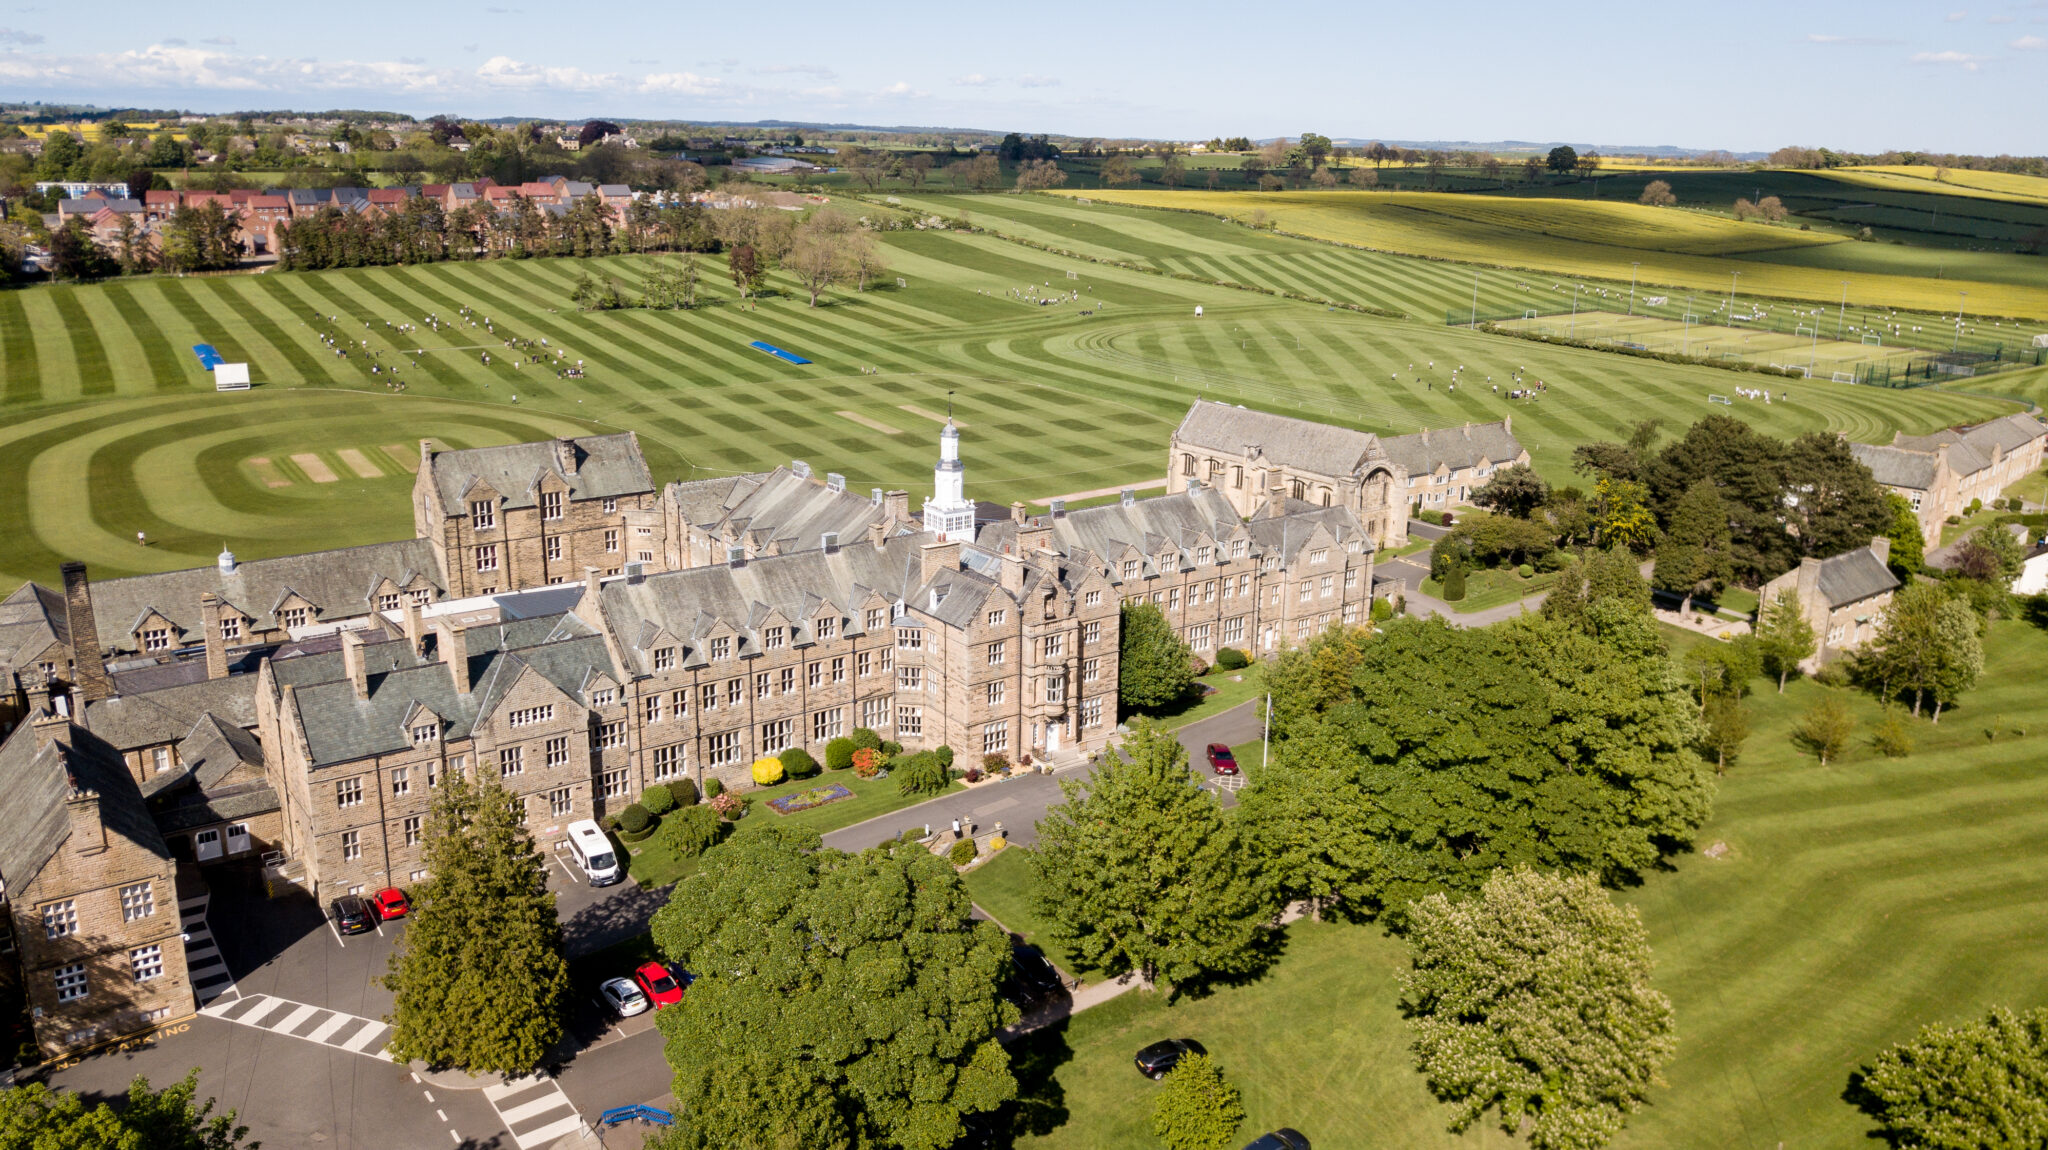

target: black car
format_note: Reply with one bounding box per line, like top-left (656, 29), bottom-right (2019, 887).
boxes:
top-left (1134, 1037), bottom-right (1207, 1079)
top-left (330, 895), bottom-right (376, 935)
top-left (1002, 943), bottom-right (1066, 1005)
top-left (1243, 1131), bottom-right (1310, 1150)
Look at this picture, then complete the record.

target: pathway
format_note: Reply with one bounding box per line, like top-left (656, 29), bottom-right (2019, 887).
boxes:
top-left (1031, 477), bottom-right (1168, 506)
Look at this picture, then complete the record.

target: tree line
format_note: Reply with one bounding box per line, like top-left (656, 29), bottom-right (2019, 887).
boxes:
top-left (278, 193), bottom-right (715, 271)
top-left (568, 205), bottom-right (888, 311)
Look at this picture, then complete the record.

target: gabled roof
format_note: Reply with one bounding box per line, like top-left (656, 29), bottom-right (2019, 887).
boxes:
top-left (1173, 401), bottom-right (1385, 478)
top-left (670, 467), bottom-right (890, 555)
top-left (1814, 545), bottom-right (1900, 609)
top-left (75, 538), bottom-right (445, 654)
top-left (1378, 421), bottom-right (1527, 476)
top-left (82, 672), bottom-right (259, 754)
top-left (0, 581), bottom-right (69, 675)
top-left (0, 720), bottom-right (168, 896)
top-left (426, 433), bottom-right (653, 511)
top-left (1849, 442), bottom-right (1939, 492)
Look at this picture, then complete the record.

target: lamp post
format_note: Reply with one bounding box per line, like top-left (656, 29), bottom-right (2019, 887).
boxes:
top-left (1469, 269), bottom-right (1480, 330)
top-left (1628, 261), bottom-right (1639, 317)
top-left (1569, 284), bottom-right (1581, 337)
top-left (1953, 290), bottom-right (1968, 352)
top-left (1725, 270), bottom-right (1741, 320)
top-left (1837, 281), bottom-right (1849, 341)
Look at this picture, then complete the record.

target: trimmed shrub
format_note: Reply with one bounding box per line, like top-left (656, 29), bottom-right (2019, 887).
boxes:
top-left (1517, 563), bottom-right (1535, 578)
top-left (881, 740), bottom-right (904, 756)
top-left (983, 753), bottom-right (1009, 773)
top-left (1442, 564), bottom-right (1468, 602)
top-left (617, 803), bottom-right (654, 841)
top-left (708, 791), bottom-right (744, 820)
top-left (751, 757), bottom-right (785, 786)
top-left (657, 804), bottom-right (726, 859)
top-left (849, 727), bottom-right (882, 752)
top-left (1370, 598), bottom-right (1394, 623)
top-left (672, 778), bottom-right (700, 807)
top-left (824, 736), bottom-right (855, 771)
top-left (640, 784), bottom-right (676, 815)
top-left (1214, 647), bottom-right (1249, 671)
top-left (935, 745), bottom-right (955, 768)
top-left (894, 751), bottom-right (952, 796)
top-left (780, 746), bottom-right (820, 779)
top-left (703, 777), bottom-right (725, 799)
top-left (948, 839), bottom-right (978, 866)
top-left (1188, 654), bottom-right (1210, 677)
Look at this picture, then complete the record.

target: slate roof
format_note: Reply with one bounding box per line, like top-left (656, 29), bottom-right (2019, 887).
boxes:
top-left (668, 467), bottom-right (890, 555)
top-left (81, 673), bottom-right (260, 756)
top-left (1815, 546), bottom-right (1900, 609)
top-left (146, 711), bottom-right (276, 833)
top-left (0, 720), bottom-right (168, 896)
top-left (75, 538), bottom-right (444, 654)
top-left (281, 613), bottom-right (615, 769)
top-left (1850, 443), bottom-right (1940, 491)
top-left (1378, 421), bottom-right (1527, 476)
top-left (978, 488), bottom-right (1371, 583)
top-left (1174, 401), bottom-right (1388, 477)
top-left (1892, 413), bottom-right (2047, 478)
top-left (426, 433), bottom-right (653, 512)
top-left (0, 581), bottom-right (69, 678)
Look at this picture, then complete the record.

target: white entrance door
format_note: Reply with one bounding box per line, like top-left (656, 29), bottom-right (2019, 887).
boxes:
top-left (194, 829), bottom-right (222, 861)
top-left (1047, 726), bottom-right (1061, 754)
top-left (226, 824), bottom-right (251, 854)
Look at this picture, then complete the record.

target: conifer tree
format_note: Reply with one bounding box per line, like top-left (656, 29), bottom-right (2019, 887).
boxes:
top-left (1118, 601), bottom-right (1196, 711)
top-left (384, 770), bottom-right (568, 1073)
top-left (1653, 483), bottom-right (1734, 615)
top-left (1755, 589), bottom-right (1817, 692)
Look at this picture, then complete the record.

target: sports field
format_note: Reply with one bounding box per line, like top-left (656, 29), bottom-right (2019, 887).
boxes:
top-left (0, 224), bottom-right (2028, 594)
top-left (985, 619), bottom-right (2048, 1150)
top-left (1493, 311), bottom-right (1920, 379)
top-left (1056, 188), bottom-right (2048, 320)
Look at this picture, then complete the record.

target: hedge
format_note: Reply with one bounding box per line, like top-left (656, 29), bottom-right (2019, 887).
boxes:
top-left (825, 736), bottom-right (856, 771)
top-left (640, 784), bottom-right (676, 815)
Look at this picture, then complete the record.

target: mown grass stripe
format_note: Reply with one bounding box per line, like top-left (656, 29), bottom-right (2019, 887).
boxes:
top-left (0, 291), bottom-right (42, 405)
top-left (98, 282), bottom-right (195, 393)
top-left (47, 288), bottom-right (115, 397)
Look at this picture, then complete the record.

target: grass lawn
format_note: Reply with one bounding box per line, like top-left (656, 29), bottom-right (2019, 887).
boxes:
top-left (1126, 667), bottom-right (1267, 730)
top-left (994, 618), bottom-right (2048, 1150)
top-left (1421, 566), bottom-right (1557, 612)
top-left (0, 212), bottom-right (2021, 596)
top-left (625, 771), bottom-right (950, 886)
top-left (964, 846), bottom-right (1092, 978)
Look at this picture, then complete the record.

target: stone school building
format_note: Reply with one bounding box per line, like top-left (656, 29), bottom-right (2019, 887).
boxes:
top-left (0, 419), bottom-right (1375, 1057)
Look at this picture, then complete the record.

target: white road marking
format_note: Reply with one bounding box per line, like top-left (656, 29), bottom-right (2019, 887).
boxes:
top-left (199, 994), bottom-right (395, 1061)
top-left (235, 997), bottom-right (289, 1027)
top-left (437, 1110), bottom-right (447, 1121)
top-left (306, 1014), bottom-right (354, 1043)
top-left (517, 1116), bottom-right (584, 1146)
top-left (273, 1003), bottom-right (322, 1035)
top-left (339, 1020), bottom-right (389, 1052)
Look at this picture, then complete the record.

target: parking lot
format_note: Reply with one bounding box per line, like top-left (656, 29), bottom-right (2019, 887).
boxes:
top-left (44, 859), bottom-right (680, 1149)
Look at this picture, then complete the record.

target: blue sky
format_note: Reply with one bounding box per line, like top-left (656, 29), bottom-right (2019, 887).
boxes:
top-left (1, 0), bottom-right (2043, 153)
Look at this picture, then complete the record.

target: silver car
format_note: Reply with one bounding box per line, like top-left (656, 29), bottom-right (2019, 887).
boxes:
top-left (600, 977), bottom-right (650, 1017)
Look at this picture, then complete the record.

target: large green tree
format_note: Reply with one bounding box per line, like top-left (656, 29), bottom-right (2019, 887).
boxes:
top-left (1754, 589), bottom-right (1818, 691)
top-left (1402, 867), bottom-right (1676, 1150)
top-left (1253, 609), bottom-right (1709, 919)
top-left (1856, 581), bottom-right (1984, 721)
top-left (1652, 483), bottom-right (1735, 614)
top-left (647, 824), bottom-right (1016, 1150)
top-left (1150, 1054), bottom-right (1245, 1150)
top-left (1853, 1006), bottom-right (2048, 1150)
top-left (0, 1070), bottom-right (254, 1149)
top-left (1881, 493), bottom-right (1926, 581)
top-left (1031, 723), bottom-right (1279, 986)
top-left (384, 770), bottom-right (568, 1073)
top-left (1118, 600), bottom-right (1196, 711)
top-left (1470, 464), bottom-right (1550, 519)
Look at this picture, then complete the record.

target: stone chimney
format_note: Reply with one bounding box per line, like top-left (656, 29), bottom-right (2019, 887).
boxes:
top-left (1266, 478), bottom-right (1288, 520)
top-left (1002, 552), bottom-right (1028, 596)
top-left (921, 540), bottom-right (961, 586)
top-left (64, 777), bottom-right (107, 857)
top-left (555, 436), bottom-right (580, 476)
top-left (340, 629), bottom-right (370, 700)
top-left (869, 520), bottom-right (889, 551)
top-left (27, 683), bottom-right (65, 749)
top-left (1501, 414), bottom-right (1512, 435)
top-left (438, 620), bottom-right (471, 694)
top-left (1794, 556), bottom-right (1825, 617)
top-left (883, 490), bottom-right (910, 523)
top-left (201, 592), bottom-right (230, 680)
top-left (583, 565), bottom-right (602, 604)
top-left (403, 596), bottom-right (425, 655)
top-left (1011, 501), bottom-right (1028, 524)
top-left (1018, 523), bottom-right (1055, 556)
top-left (1870, 535), bottom-right (1891, 566)
top-left (59, 562), bottom-right (112, 703)
top-left (419, 439), bottom-right (435, 473)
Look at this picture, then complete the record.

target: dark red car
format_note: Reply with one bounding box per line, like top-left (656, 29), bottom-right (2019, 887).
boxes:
top-left (635, 961), bottom-right (685, 1009)
top-left (1205, 744), bottom-right (1239, 775)
top-left (370, 887), bottom-right (410, 920)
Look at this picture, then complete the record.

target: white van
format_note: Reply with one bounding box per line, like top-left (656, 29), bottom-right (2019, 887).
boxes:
top-left (566, 820), bottom-right (622, 886)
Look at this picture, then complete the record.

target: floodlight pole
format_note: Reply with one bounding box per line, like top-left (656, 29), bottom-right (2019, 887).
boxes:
top-left (1725, 271), bottom-right (1740, 318)
top-left (1837, 281), bottom-right (1849, 340)
top-left (1628, 261), bottom-right (1639, 316)
top-left (1570, 284), bottom-right (1581, 337)
top-left (1953, 291), bottom-right (1968, 351)
top-left (1469, 270), bottom-right (1480, 330)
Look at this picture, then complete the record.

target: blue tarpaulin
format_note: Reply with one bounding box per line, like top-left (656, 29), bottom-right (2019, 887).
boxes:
top-left (192, 344), bottom-right (225, 371)
top-left (748, 340), bottom-right (812, 365)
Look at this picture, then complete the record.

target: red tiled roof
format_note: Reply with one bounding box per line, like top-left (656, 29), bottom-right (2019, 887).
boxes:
top-left (518, 182), bottom-right (556, 197)
top-left (249, 195), bottom-right (289, 209)
top-left (484, 186), bottom-right (521, 200)
top-left (367, 188), bottom-right (407, 203)
top-left (144, 190), bottom-right (179, 205)
top-left (421, 184), bottom-right (450, 197)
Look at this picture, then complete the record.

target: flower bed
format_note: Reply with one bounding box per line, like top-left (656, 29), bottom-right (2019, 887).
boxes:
top-left (767, 783), bottom-right (856, 816)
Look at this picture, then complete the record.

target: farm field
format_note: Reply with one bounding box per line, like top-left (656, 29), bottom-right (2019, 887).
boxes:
top-left (993, 619), bottom-right (2048, 1150)
top-left (0, 226), bottom-right (2027, 596)
top-left (1057, 188), bottom-right (2048, 319)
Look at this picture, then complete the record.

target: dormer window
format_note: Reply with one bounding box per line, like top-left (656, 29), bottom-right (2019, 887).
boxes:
top-left (471, 500), bottom-right (495, 530)
top-left (815, 616), bottom-right (837, 640)
top-left (1196, 546), bottom-right (1213, 565)
top-left (931, 587), bottom-right (949, 610)
top-left (378, 593), bottom-right (401, 611)
top-left (1230, 540), bottom-right (1248, 559)
top-left (866, 608), bottom-right (886, 631)
top-left (220, 616), bottom-right (241, 642)
top-left (541, 490), bottom-right (563, 520)
top-left (141, 628), bottom-right (171, 652)
top-left (987, 609), bottom-right (1006, 626)
top-left (1121, 560), bottom-right (1139, 581)
top-left (710, 636), bottom-right (731, 660)
top-left (763, 627), bottom-right (786, 650)
top-left (412, 723), bottom-right (439, 746)
top-left (1309, 548), bottom-right (1329, 565)
top-left (280, 607), bottom-right (309, 629)
top-left (653, 646), bottom-right (676, 671)
top-left (590, 688), bottom-right (616, 708)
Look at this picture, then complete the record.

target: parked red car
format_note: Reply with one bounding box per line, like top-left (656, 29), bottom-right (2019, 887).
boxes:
top-left (369, 887), bottom-right (410, 920)
top-left (1205, 744), bottom-right (1239, 776)
top-left (634, 961), bottom-right (685, 1009)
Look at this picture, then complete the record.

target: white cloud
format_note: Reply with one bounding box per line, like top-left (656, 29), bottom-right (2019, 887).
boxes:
top-left (2014, 32), bottom-right (2048, 46)
top-left (879, 80), bottom-right (923, 96)
top-left (1807, 33), bottom-right (1903, 45)
top-left (758, 62), bottom-right (833, 77)
top-left (1912, 48), bottom-right (1989, 67)
top-left (638, 70), bottom-right (724, 95)
top-left (1016, 73), bottom-right (1060, 88)
top-left (0, 25), bottom-right (43, 43)
top-left (1946, 9), bottom-right (1968, 19)
top-left (953, 72), bottom-right (991, 86)
top-left (475, 55), bottom-right (615, 89)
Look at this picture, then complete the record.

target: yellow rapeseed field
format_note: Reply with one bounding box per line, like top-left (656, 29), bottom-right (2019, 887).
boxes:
top-left (1816, 165), bottom-right (2048, 206)
top-left (1060, 188), bottom-right (2048, 318)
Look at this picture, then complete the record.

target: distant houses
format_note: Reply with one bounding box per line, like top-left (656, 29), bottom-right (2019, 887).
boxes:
top-left (1849, 413), bottom-right (2048, 546)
